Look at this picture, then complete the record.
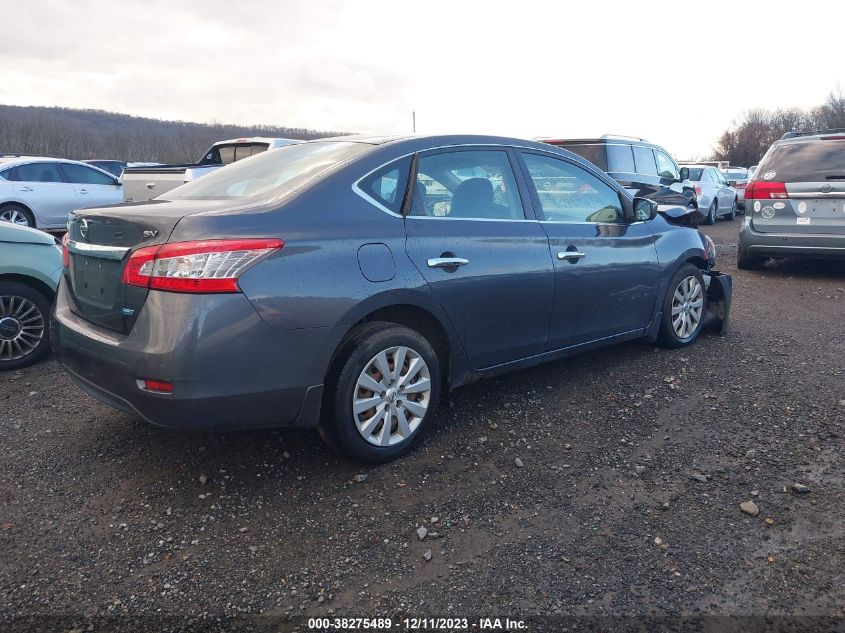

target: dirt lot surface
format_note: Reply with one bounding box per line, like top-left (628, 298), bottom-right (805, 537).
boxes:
top-left (2, 218), bottom-right (844, 632)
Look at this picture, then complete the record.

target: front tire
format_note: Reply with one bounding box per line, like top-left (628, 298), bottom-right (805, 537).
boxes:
top-left (725, 198), bottom-right (737, 221)
top-left (320, 323), bottom-right (441, 463)
top-left (0, 282), bottom-right (52, 370)
top-left (659, 264), bottom-right (706, 348)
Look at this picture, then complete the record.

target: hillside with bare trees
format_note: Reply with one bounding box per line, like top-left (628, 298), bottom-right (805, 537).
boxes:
top-left (0, 105), bottom-right (348, 163)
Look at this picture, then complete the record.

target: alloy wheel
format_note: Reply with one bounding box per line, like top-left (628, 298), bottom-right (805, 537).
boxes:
top-left (0, 208), bottom-right (30, 226)
top-left (670, 276), bottom-right (704, 340)
top-left (352, 345), bottom-right (432, 447)
top-left (0, 295), bottom-right (45, 361)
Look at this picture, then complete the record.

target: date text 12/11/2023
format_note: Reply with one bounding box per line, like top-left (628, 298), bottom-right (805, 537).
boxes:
top-left (307, 617), bottom-right (528, 630)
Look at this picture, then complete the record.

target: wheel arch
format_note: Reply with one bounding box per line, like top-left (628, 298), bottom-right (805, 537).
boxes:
top-left (0, 200), bottom-right (37, 227)
top-left (0, 273), bottom-right (56, 303)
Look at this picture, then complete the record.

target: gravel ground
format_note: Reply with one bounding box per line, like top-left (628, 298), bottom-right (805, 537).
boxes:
top-left (1, 218), bottom-right (844, 632)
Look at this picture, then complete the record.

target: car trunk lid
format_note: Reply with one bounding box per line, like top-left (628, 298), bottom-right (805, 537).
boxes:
top-left (752, 182), bottom-right (845, 235)
top-left (64, 199), bottom-right (234, 333)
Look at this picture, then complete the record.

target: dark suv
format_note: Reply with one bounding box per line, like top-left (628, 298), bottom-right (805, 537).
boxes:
top-left (542, 135), bottom-right (698, 211)
top-left (738, 129), bottom-right (845, 269)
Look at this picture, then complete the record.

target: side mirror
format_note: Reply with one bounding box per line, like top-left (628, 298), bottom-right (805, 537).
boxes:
top-left (633, 197), bottom-right (658, 222)
top-left (678, 167), bottom-right (690, 181)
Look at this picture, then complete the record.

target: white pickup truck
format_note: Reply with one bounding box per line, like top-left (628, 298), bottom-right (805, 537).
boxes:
top-left (121, 137), bottom-right (301, 202)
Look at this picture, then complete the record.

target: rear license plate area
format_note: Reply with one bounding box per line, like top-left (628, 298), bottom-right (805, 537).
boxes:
top-left (71, 255), bottom-right (122, 308)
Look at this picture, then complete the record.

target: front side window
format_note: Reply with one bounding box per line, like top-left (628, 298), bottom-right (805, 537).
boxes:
top-left (4, 162), bottom-right (65, 183)
top-left (409, 150), bottom-right (525, 220)
top-left (654, 150), bottom-right (679, 179)
top-left (60, 163), bottom-right (116, 185)
top-left (521, 152), bottom-right (624, 223)
top-left (632, 146), bottom-right (657, 176)
top-left (357, 157), bottom-right (410, 214)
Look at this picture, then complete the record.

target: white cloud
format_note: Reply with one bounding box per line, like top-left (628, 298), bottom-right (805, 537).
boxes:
top-left (1, 0), bottom-right (842, 158)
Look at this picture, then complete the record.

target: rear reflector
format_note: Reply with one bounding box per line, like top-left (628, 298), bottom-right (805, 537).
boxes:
top-left (745, 181), bottom-right (788, 199)
top-left (122, 239), bottom-right (283, 293)
top-left (138, 379), bottom-right (173, 393)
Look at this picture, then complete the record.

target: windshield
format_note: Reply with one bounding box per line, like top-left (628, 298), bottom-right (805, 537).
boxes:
top-left (757, 140), bottom-right (845, 182)
top-left (164, 142), bottom-right (368, 200)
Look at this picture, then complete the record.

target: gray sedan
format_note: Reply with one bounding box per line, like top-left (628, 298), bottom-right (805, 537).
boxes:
top-left (53, 134), bottom-right (731, 462)
top-left (685, 165), bottom-right (738, 224)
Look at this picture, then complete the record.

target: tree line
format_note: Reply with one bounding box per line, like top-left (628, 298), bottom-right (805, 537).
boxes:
top-left (712, 88), bottom-right (845, 166)
top-left (0, 105), bottom-right (348, 163)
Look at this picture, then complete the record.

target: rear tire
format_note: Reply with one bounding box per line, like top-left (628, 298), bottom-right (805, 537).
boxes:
top-left (705, 200), bottom-right (717, 225)
top-left (319, 322), bottom-right (442, 463)
top-left (0, 282), bottom-right (52, 371)
top-left (0, 203), bottom-right (35, 228)
top-left (737, 249), bottom-right (765, 270)
top-left (658, 264), bottom-right (706, 348)
top-left (725, 198), bottom-right (737, 221)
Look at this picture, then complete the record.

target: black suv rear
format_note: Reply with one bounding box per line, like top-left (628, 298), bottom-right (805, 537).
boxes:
top-left (542, 135), bottom-right (698, 211)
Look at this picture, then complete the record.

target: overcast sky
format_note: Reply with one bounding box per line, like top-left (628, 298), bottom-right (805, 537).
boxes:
top-left (2, 0), bottom-right (843, 159)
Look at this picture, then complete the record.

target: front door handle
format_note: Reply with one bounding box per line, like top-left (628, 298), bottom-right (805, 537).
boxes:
top-left (557, 251), bottom-right (586, 261)
top-left (78, 189), bottom-right (89, 195)
top-left (427, 257), bottom-right (469, 269)
top-left (19, 186), bottom-right (33, 192)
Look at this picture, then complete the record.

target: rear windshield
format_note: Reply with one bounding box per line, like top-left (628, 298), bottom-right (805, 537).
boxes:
top-left (722, 170), bottom-right (747, 180)
top-left (757, 140), bottom-right (845, 182)
top-left (164, 141), bottom-right (368, 200)
top-left (199, 143), bottom-right (271, 166)
top-left (687, 168), bottom-right (704, 181)
top-left (556, 144), bottom-right (607, 170)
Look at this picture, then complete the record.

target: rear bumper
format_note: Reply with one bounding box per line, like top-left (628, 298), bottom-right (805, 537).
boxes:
top-left (739, 221), bottom-right (845, 259)
top-left (52, 279), bottom-right (340, 430)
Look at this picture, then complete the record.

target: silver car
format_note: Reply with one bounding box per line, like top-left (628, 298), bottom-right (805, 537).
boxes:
top-left (738, 130), bottom-right (845, 268)
top-left (0, 157), bottom-right (123, 230)
top-left (684, 165), bottom-right (738, 224)
top-left (721, 167), bottom-right (750, 210)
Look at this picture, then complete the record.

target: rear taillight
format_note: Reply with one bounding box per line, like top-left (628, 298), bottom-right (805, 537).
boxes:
top-left (694, 185), bottom-right (702, 197)
top-left (745, 181), bottom-right (788, 200)
top-left (61, 233), bottom-right (69, 268)
top-left (121, 239), bottom-right (283, 293)
top-left (734, 182), bottom-right (747, 189)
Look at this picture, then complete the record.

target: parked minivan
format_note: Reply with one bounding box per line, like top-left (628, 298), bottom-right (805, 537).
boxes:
top-left (541, 135), bottom-right (699, 211)
top-left (738, 130), bottom-right (845, 268)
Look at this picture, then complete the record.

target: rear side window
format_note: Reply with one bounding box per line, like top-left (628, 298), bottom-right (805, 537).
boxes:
top-left (165, 141), bottom-right (368, 200)
top-left (2, 162), bottom-right (65, 183)
top-left (358, 157), bottom-right (411, 214)
top-left (200, 143), bottom-right (270, 166)
top-left (556, 144), bottom-right (607, 170)
top-left (606, 144), bottom-right (635, 172)
top-left (410, 150), bottom-right (525, 220)
top-left (60, 163), bottom-right (116, 185)
top-left (757, 140), bottom-right (845, 182)
top-left (632, 146), bottom-right (657, 176)
top-left (521, 152), bottom-right (624, 224)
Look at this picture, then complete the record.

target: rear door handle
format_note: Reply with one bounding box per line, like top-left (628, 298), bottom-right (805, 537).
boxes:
top-left (78, 189), bottom-right (89, 195)
top-left (19, 186), bottom-right (33, 192)
top-left (427, 257), bottom-right (469, 268)
top-left (557, 251), bottom-right (586, 261)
